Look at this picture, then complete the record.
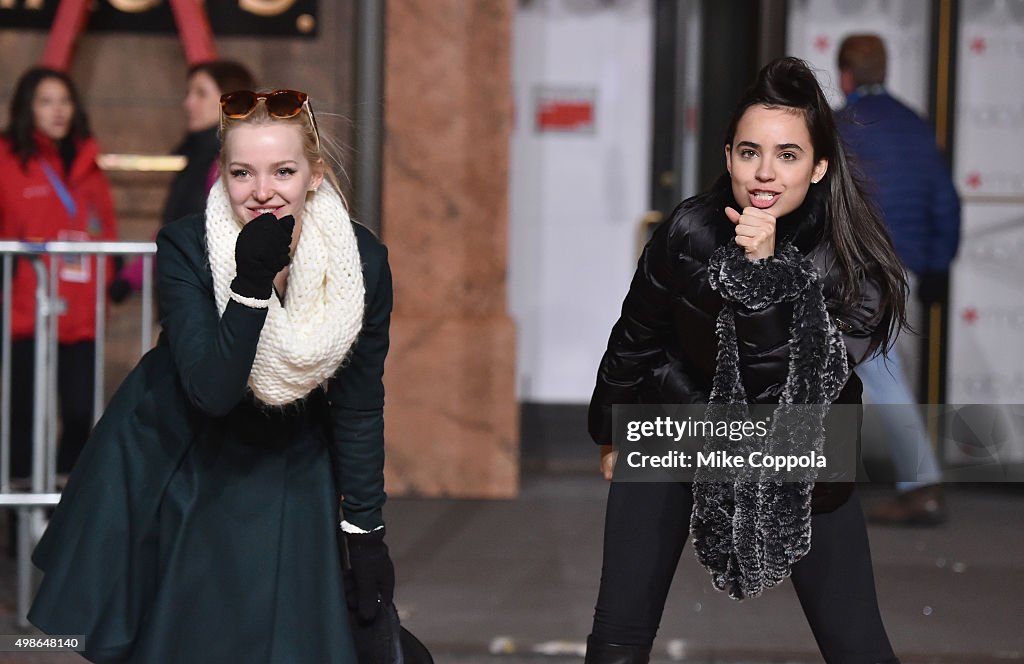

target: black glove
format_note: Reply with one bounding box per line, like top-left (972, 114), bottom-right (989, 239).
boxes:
top-left (917, 271), bottom-right (949, 305)
top-left (108, 276), bottom-right (132, 303)
top-left (230, 213), bottom-right (294, 300)
top-left (342, 527), bottom-right (395, 623)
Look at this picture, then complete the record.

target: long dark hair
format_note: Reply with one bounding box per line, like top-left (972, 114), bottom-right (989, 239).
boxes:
top-left (724, 57), bottom-right (908, 352)
top-left (2, 67), bottom-right (91, 170)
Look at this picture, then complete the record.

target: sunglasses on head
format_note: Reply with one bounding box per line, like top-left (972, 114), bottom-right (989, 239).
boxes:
top-left (219, 89), bottom-right (320, 151)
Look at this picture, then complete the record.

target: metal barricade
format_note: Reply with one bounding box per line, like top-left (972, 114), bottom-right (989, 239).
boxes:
top-left (0, 240), bottom-right (157, 627)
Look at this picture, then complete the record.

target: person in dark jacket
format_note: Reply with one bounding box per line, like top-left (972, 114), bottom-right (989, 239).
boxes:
top-left (109, 60), bottom-right (255, 300)
top-left (163, 60), bottom-right (256, 226)
top-left (0, 67), bottom-right (119, 481)
top-left (838, 34), bottom-right (960, 525)
top-left (29, 89), bottom-right (394, 663)
top-left (585, 58), bottom-right (908, 664)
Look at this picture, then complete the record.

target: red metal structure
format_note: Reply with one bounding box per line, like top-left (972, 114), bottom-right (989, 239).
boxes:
top-left (40, 0), bottom-right (217, 71)
top-left (39, 0), bottom-right (90, 70)
top-left (168, 0), bottom-right (218, 65)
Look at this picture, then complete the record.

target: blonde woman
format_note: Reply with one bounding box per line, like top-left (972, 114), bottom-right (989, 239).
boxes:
top-left (30, 89), bottom-right (393, 664)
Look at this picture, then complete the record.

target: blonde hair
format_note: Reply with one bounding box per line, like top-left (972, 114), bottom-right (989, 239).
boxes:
top-left (219, 98), bottom-right (343, 194)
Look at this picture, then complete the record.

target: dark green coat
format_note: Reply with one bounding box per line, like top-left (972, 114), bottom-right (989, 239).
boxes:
top-left (29, 214), bottom-right (392, 663)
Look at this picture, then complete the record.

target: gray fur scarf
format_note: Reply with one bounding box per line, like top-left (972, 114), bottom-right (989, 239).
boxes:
top-left (689, 242), bottom-right (849, 600)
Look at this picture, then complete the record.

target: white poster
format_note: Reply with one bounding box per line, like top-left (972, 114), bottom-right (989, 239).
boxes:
top-left (954, 1), bottom-right (1024, 200)
top-left (948, 0), bottom-right (1024, 463)
top-left (786, 0), bottom-right (931, 113)
top-left (948, 205), bottom-right (1024, 406)
top-left (509, 0), bottom-right (653, 402)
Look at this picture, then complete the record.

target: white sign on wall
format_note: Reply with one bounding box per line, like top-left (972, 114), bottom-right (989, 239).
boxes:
top-left (947, 0), bottom-right (1024, 464)
top-left (786, 0), bottom-right (931, 113)
top-left (948, 206), bottom-right (1024, 404)
top-left (509, 0), bottom-right (653, 403)
top-left (950, 2), bottom-right (1024, 403)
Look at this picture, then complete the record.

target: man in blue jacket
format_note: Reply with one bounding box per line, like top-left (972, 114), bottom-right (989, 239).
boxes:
top-left (837, 34), bottom-right (961, 525)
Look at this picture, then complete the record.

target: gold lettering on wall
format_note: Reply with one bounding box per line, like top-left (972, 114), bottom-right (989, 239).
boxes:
top-left (239, 0), bottom-right (297, 17)
top-left (295, 13), bottom-right (314, 33)
top-left (0, 0), bottom-right (46, 10)
top-left (107, 0), bottom-right (162, 12)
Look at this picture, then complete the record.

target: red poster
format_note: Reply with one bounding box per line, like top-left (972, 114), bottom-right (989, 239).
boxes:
top-left (534, 86), bottom-right (596, 133)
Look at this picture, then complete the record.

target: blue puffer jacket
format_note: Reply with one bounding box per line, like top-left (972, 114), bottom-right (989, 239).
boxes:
top-left (838, 90), bottom-right (961, 275)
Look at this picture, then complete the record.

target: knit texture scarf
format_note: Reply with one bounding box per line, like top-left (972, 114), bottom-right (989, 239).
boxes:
top-left (205, 179), bottom-right (365, 406)
top-left (689, 242), bottom-right (849, 600)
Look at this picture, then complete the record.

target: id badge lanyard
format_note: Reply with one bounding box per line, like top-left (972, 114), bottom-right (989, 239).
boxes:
top-left (40, 160), bottom-right (91, 283)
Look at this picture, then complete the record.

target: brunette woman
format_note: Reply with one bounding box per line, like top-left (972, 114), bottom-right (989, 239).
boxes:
top-left (586, 57), bottom-right (906, 664)
top-left (0, 67), bottom-right (118, 481)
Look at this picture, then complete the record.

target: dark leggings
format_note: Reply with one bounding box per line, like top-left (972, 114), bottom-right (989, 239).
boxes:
top-left (592, 482), bottom-right (898, 664)
top-left (8, 339), bottom-right (95, 477)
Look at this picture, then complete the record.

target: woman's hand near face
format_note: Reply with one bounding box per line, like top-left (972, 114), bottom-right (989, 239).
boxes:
top-left (600, 444), bottom-right (617, 481)
top-left (231, 213), bottom-right (294, 300)
top-left (725, 206), bottom-right (776, 260)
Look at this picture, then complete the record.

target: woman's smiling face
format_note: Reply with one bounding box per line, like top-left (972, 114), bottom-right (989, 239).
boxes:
top-left (725, 104), bottom-right (828, 219)
top-left (223, 123), bottom-right (322, 224)
top-left (223, 122), bottom-right (323, 255)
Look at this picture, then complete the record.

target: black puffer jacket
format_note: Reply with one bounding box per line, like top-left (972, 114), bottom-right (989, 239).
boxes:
top-left (589, 176), bottom-right (888, 512)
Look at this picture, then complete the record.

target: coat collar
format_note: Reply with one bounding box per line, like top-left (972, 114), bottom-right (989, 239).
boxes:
top-left (175, 125), bottom-right (220, 159)
top-left (845, 84), bottom-right (887, 106)
top-left (32, 130), bottom-right (99, 184)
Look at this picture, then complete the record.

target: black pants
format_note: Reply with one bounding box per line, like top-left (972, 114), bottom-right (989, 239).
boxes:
top-left (7, 338), bottom-right (95, 478)
top-left (592, 482), bottom-right (898, 664)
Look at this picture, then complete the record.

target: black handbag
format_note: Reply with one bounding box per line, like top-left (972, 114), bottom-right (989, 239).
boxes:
top-left (347, 598), bottom-right (433, 664)
top-left (338, 519), bottom-right (431, 664)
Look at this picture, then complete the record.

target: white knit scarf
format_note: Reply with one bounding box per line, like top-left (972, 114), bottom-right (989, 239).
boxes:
top-left (204, 179), bottom-right (365, 406)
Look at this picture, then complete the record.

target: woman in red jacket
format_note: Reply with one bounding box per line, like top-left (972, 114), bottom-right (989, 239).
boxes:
top-left (0, 67), bottom-right (118, 483)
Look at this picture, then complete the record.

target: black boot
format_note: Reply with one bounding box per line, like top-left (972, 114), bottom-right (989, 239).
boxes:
top-left (584, 635), bottom-right (651, 664)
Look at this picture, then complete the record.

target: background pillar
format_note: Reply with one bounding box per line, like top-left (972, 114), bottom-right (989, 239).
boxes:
top-left (381, 0), bottom-right (519, 498)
